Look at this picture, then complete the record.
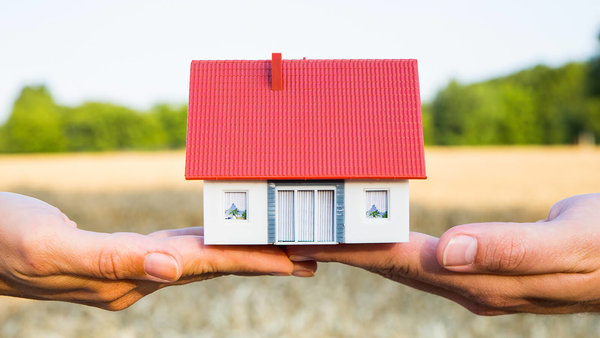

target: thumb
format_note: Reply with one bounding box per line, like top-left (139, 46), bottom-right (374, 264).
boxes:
top-left (286, 232), bottom-right (440, 277)
top-left (437, 220), bottom-right (591, 274)
top-left (56, 229), bottom-right (183, 282)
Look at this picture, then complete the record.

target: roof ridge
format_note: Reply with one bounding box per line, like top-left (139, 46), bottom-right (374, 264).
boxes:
top-left (191, 59), bottom-right (418, 63)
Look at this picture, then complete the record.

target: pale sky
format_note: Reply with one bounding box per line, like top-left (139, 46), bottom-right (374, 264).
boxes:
top-left (1, 0), bottom-right (599, 122)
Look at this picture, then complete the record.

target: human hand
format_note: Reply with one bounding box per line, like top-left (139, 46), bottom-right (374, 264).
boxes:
top-left (287, 193), bottom-right (600, 315)
top-left (0, 192), bottom-right (315, 310)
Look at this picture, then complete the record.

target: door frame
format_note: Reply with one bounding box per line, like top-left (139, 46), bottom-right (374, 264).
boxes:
top-left (274, 185), bottom-right (337, 244)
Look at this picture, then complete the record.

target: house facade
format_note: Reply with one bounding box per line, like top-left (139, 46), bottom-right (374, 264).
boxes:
top-left (186, 54), bottom-right (426, 245)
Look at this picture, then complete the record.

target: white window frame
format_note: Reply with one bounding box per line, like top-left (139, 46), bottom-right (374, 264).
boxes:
top-left (364, 188), bottom-right (391, 223)
top-left (223, 190), bottom-right (249, 223)
top-left (275, 185), bottom-right (337, 244)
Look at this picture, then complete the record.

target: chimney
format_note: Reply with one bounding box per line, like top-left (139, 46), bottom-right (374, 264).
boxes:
top-left (271, 53), bottom-right (282, 91)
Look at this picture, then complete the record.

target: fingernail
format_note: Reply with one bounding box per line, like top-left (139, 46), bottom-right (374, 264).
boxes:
top-left (443, 235), bottom-right (477, 267)
top-left (144, 253), bottom-right (179, 282)
top-left (289, 255), bottom-right (311, 262)
top-left (291, 261), bottom-right (315, 277)
top-left (292, 270), bottom-right (314, 277)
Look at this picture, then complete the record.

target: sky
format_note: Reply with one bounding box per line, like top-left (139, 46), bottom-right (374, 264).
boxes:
top-left (1, 0), bottom-right (600, 122)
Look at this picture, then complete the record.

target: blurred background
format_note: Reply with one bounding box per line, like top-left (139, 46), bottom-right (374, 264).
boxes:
top-left (2, 1), bottom-right (600, 337)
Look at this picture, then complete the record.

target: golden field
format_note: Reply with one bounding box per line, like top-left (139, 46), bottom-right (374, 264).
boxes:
top-left (3, 146), bottom-right (599, 209)
top-left (1, 147), bottom-right (600, 337)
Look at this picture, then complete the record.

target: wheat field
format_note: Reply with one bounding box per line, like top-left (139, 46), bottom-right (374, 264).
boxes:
top-left (1, 147), bottom-right (600, 337)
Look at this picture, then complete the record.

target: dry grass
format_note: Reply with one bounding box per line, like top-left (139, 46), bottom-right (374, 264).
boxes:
top-left (0, 151), bottom-right (192, 192)
top-left (1, 147), bottom-right (600, 337)
top-left (412, 146), bottom-right (600, 211)
top-left (2, 146), bottom-right (599, 210)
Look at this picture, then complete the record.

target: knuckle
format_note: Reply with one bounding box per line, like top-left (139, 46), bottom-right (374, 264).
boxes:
top-left (373, 247), bottom-right (418, 281)
top-left (480, 233), bottom-right (526, 272)
top-left (97, 246), bottom-right (123, 280)
top-left (375, 264), bottom-right (412, 281)
top-left (17, 247), bottom-right (45, 276)
top-left (15, 226), bottom-right (59, 277)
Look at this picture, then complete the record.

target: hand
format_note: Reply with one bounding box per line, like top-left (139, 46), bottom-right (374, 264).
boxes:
top-left (287, 193), bottom-right (600, 315)
top-left (0, 192), bottom-right (315, 310)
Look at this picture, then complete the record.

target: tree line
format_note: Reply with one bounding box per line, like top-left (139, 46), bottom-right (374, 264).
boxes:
top-left (423, 61), bottom-right (600, 145)
top-left (1, 32), bottom-right (599, 152)
top-left (422, 32), bottom-right (600, 145)
top-left (0, 86), bottom-right (187, 152)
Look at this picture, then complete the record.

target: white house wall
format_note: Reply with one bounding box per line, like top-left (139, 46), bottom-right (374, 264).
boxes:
top-left (344, 180), bottom-right (409, 243)
top-left (203, 180), bottom-right (268, 244)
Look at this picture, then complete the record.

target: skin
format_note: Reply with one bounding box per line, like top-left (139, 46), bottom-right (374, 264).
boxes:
top-left (0, 192), bottom-right (316, 311)
top-left (287, 193), bottom-right (600, 315)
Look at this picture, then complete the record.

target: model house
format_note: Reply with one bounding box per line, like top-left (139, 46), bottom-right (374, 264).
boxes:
top-left (185, 53), bottom-right (426, 245)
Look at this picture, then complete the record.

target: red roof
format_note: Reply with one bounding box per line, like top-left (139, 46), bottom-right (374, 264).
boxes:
top-left (185, 57), bottom-right (426, 180)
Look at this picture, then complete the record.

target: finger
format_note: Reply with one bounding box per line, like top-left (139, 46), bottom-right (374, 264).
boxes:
top-left (546, 193), bottom-right (600, 222)
top-left (288, 232), bottom-right (600, 314)
top-left (287, 233), bottom-right (436, 272)
top-left (381, 272), bottom-right (514, 316)
top-left (287, 232), bottom-right (459, 287)
top-left (163, 236), bottom-right (296, 276)
top-left (0, 273), bottom-right (145, 307)
top-left (436, 221), bottom-right (595, 274)
top-left (286, 233), bottom-right (515, 315)
top-left (54, 228), bottom-right (184, 283)
top-left (149, 227), bottom-right (204, 238)
top-left (291, 260), bottom-right (317, 277)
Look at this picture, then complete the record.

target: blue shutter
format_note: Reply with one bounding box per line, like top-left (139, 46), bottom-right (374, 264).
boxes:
top-left (335, 183), bottom-right (345, 243)
top-left (297, 190), bottom-right (315, 242)
top-left (315, 190), bottom-right (334, 242)
top-left (267, 182), bottom-right (276, 243)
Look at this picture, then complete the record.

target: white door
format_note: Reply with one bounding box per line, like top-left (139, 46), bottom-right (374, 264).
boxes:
top-left (276, 187), bottom-right (335, 243)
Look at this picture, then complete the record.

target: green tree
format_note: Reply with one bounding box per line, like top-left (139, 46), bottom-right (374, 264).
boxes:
top-left (431, 60), bottom-right (595, 145)
top-left (581, 29), bottom-right (600, 144)
top-left (587, 30), bottom-right (600, 97)
top-left (3, 85), bottom-right (66, 152)
top-left (490, 83), bottom-right (539, 144)
top-left (432, 80), bottom-right (505, 145)
top-left (503, 63), bottom-right (587, 144)
top-left (63, 102), bottom-right (166, 151)
top-left (0, 125), bottom-right (7, 152)
top-left (150, 104), bottom-right (188, 149)
top-left (420, 103), bottom-right (434, 145)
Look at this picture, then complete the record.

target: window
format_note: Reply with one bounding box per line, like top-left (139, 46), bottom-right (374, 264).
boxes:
top-left (276, 187), bottom-right (335, 243)
top-left (365, 190), bottom-right (388, 219)
top-left (224, 192), bottom-right (247, 220)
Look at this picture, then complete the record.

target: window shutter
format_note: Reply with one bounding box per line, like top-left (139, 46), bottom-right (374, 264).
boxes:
top-left (297, 190), bottom-right (315, 242)
top-left (277, 190), bottom-right (294, 242)
top-left (316, 190), bottom-right (334, 242)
